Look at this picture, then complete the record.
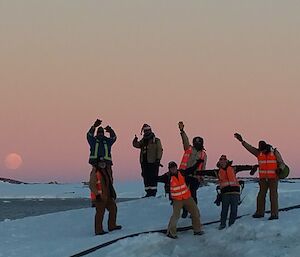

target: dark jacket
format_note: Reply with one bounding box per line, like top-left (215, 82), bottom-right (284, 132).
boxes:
top-left (87, 126), bottom-right (117, 165)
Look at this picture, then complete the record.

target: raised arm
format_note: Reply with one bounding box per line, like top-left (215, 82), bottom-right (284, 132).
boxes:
top-left (87, 119), bottom-right (102, 144)
top-left (87, 126), bottom-right (96, 144)
top-left (105, 126), bottom-right (117, 145)
top-left (234, 133), bottom-right (260, 157)
top-left (132, 135), bottom-right (142, 148)
top-left (178, 121), bottom-right (190, 150)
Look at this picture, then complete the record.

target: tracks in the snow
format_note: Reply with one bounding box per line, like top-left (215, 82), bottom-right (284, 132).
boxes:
top-left (69, 203), bottom-right (300, 257)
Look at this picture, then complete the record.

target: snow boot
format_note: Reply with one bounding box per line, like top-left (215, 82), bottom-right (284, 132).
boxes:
top-left (252, 213), bottom-right (264, 218)
top-left (194, 231), bottom-right (205, 236)
top-left (218, 224), bottom-right (226, 230)
top-left (166, 233), bottom-right (178, 239)
top-left (109, 225), bottom-right (122, 231)
top-left (95, 231), bottom-right (108, 236)
top-left (268, 215), bottom-right (279, 220)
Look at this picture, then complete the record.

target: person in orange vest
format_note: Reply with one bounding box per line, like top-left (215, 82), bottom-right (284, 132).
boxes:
top-left (234, 133), bottom-right (286, 220)
top-left (166, 161), bottom-right (204, 239)
top-left (200, 155), bottom-right (257, 229)
top-left (178, 121), bottom-right (207, 218)
top-left (89, 158), bottom-right (122, 235)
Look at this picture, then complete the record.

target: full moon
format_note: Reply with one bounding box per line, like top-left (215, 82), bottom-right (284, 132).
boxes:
top-left (4, 153), bottom-right (23, 170)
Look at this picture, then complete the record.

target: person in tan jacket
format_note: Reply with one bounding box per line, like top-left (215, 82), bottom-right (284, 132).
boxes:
top-left (234, 133), bottom-right (285, 220)
top-left (89, 158), bottom-right (122, 235)
top-left (133, 124), bottom-right (163, 197)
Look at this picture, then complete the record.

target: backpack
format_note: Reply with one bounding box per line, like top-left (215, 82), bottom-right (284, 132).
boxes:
top-left (278, 165), bottom-right (290, 179)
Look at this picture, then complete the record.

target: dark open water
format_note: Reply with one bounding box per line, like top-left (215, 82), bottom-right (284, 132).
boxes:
top-left (0, 198), bottom-right (136, 221)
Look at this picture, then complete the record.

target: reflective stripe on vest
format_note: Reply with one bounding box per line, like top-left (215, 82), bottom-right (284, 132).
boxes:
top-left (218, 166), bottom-right (240, 189)
top-left (179, 146), bottom-right (206, 170)
top-left (90, 172), bottom-right (102, 200)
top-left (257, 151), bottom-right (278, 179)
top-left (90, 141), bottom-right (100, 159)
top-left (170, 172), bottom-right (191, 200)
top-left (103, 142), bottom-right (112, 161)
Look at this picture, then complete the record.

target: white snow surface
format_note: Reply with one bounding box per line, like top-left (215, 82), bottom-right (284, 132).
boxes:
top-left (1, 180), bottom-right (300, 257)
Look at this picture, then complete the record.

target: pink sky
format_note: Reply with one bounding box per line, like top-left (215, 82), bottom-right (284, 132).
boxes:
top-left (1, 1), bottom-right (299, 182)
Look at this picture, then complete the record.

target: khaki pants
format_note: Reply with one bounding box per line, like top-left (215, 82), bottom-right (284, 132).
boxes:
top-left (94, 198), bottom-right (117, 234)
top-left (256, 178), bottom-right (279, 216)
top-left (167, 197), bottom-right (202, 237)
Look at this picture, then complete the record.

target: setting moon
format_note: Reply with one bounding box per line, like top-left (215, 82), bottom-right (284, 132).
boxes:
top-left (5, 153), bottom-right (23, 170)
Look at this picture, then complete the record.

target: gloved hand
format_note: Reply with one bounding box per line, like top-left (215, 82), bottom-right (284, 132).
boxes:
top-left (214, 193), bottom-right (222, 206)
top-left (104, 125), bottom-right (112, 132)
top-left (234, 133), bottom-right (243, 142)
top-left (250, 164), bottom-right (258, 175)
top-left (239, 180), bottom-right (245, 189)
top-left (94, 119), bottom-right (102, 127)
top-left (133, 134), bottom-right (138, 141)
top-left (96, 194), bottom-right (102, 201)
top-left (178, 121), bottom-right (184, 131)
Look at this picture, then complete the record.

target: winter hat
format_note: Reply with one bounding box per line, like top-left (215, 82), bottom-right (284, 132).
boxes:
top-left (258, 140), bottom-right (267, 151)
top-left (193, 137), bottom-right (204, 145)
top-left (219, 155), bottom-right (228, 161)
top-left (140, 124), bottom-right (152, 135)
top-left (168, 161), bottom-right (178, 169)
top-left (96, 126), bottom-right (104, 135)
top-left (217, 155), bottom-right (232, 168)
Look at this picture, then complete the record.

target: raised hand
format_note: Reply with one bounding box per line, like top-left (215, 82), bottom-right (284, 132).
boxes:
top-left (234, 133), bottom-right (243, 142)
top-left (93, 119), bottom-right (102, 127)
top-left (104, 125), bottom-right (112, 132)
top-left (178, 121), bottom-right (184, 131)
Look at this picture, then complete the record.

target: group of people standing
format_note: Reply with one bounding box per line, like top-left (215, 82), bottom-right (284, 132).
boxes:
top-left (87, 119), bottom-right (287, 238)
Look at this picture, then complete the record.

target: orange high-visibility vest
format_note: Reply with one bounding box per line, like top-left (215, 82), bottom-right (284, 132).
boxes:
top-left (90, 171), bottom-right (103, 200)
top-left (170, 172), bottom-right (191, 200)
top-left (179, 146), bottom-right (206, 170)
top-left (257, 151), bottom-right (278, 179)
top-left (218, 166), bottom-right (240, 189)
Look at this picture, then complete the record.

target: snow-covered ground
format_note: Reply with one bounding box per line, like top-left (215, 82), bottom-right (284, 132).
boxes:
top-left (1, 180), bottom-right (300, 257)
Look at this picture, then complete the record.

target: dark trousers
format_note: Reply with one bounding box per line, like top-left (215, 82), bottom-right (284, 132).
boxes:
top-left (141, 162), bottom-right (159, 197)
top-left (190, 183), bottom-right (200, 204)
top-left (106, 164), bottom-right (114, 183)
top-left (256, 179), bottom-right (279, 216)
top-left (220, 194), bottom-right (240, 227)
top-left (94, 198), bottom-right (117, 234)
